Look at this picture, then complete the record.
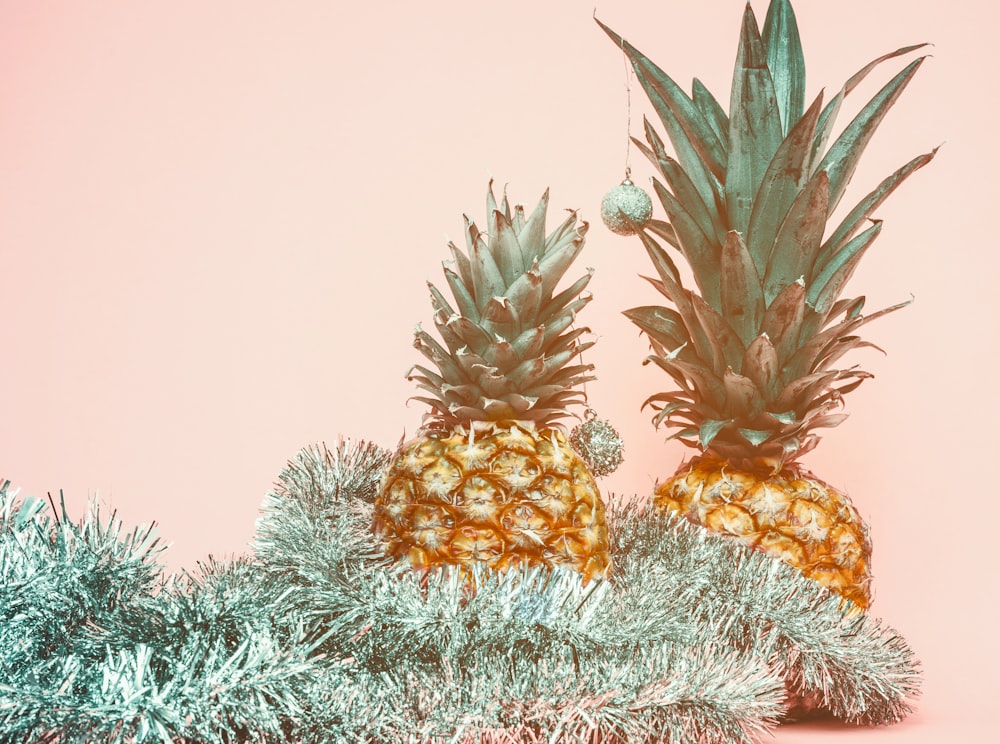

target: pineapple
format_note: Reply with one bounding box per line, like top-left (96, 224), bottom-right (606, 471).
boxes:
top-left (599, 0), bottom-right (933, 609)
top-left (373, 183), bottom-right (611, 581)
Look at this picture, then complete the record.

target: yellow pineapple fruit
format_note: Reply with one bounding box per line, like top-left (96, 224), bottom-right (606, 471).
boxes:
top-left (657, 457), bottom-right (872, 607)
top-left (600, 0), bottom-right (934, 609)
top-left (373, 183), bottom-right (611, 581)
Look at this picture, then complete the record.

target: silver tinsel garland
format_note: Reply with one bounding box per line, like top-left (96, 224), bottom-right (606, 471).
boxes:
top-left (0, 443), bottom-right (919, 743)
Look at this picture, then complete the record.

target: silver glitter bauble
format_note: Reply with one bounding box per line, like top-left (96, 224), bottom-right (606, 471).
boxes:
top-left (570, 410), bottom-right (625, 478)
top-left (601, 178), bottom-right (653, 235)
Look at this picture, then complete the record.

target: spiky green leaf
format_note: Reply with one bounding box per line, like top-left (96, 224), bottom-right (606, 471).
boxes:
top-left (651, 179), bottom-right (721, 308)
top-left (406, 363), bottom-right (445, 387)
top-left (537, 238), bottom-right (585, 299)
top-left (840, 296), bottom-right (866, 321)
top-left (760, 278), bottom-right (806, 363)
top-left (503, 266), bottom-right (544, 329)
top-left (445, 315), bottom-right (494, 355)
top-left (767, 410), bottom-right (798, 425)
top-left (692, 78), bottom-right (729, 148)
top-left (414, 327), bottom-right (469, 384)
top-left (469, 235), bottom-right (506, 309)
top-left (742, 334), bottom-right (781, 398)
top-left (746, 92), bottom-right (824, 276)
top-left (762, 0), bottom-right (805, 136)
top-left (739, 428), bottom-right (771, 447)
top-left (772, 369), bottom-right (840, 412)
top-left (720, 231), bottom-right (764, 346)
top-left (690, 293), bottom-right (745, 377)
top-left (807, 221), bottom-right (883, 315)
top-left (540, 270), bottom-right (594, 322)
top-left (700, 419), bottom-right (734, 449)
top-left (817, 149), bottom-right (937, 275)
top-left (442, 268), bottom-right (479, 322)
top-left (817, 57), bottom-right (927, 214)
top-left (646, 218), bottom-right (681, 250)
top-left (637, 229), bottom-right (684, 291)
top-left (491, 209), bottom-right (526, 285)
top-left (428, 281), bottom-right (457, 320)
top-left (643, 117), bottom-right (725, 246)
top-left (545, 326), bottom-right (592, 357)
top-left (647, 354), bottom-right (727, 409)
top-left (481, 295), bottom-right (519, 340)
top-left (518, 188), bottom-right (550, 268)
top-left (449, 236), bottom-right (474, 289)
top-left (722, 368), bottom-right (763, 419)
top-left (811, 44), bottom-right (928, 172)
top-left (813, 337), bottom-right (887, 375)
top-left (541, 301), bottom-right (585, 344)
top-left (788, 299), bottom-right (910, 378)
top-left (482, 338), bottom-right (520, 372)
top-left (624, 306), bottom-right (692, 353)
top-left (727, 3), bottom-right (783, 236)
top-left (762, 169), bottom-right (829, 304)
top-left (647, 397), bottom-right (698, 429)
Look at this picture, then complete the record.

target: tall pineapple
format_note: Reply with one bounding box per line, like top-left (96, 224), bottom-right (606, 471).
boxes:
top-left (373, 183), bottom-right (611, 581)
top-left (600, 0), bottom-right (933, 609)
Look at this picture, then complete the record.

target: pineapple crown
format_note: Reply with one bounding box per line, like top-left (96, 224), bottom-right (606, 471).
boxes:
top-left (599, 0), bottom-right (935, 466)
top-left (408, 182), bottom-right (596, 430)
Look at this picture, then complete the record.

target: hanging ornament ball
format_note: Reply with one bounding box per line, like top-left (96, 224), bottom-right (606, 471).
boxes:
top-left (601, 178), bottom-right (653, 236)
top-left (570, 410), bottom-right (625, 478)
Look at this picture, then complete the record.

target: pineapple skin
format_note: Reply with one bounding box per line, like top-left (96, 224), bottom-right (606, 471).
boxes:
top-left (374, 421), bottom-right (611, 582)
top-left (655, 457), bottom-right (872, 608)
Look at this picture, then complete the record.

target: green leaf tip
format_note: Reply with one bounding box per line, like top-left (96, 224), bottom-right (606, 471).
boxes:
top-left (762, 0), bottom-right (806, 136)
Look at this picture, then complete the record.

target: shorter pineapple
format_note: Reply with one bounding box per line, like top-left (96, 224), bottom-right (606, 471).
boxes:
top-left (379, 422), bottom-right (608, 578)
top-left (374, 184), bottom-right (611, 581)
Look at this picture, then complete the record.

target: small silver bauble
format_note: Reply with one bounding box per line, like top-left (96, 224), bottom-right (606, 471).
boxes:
top-left (600, 178), bottom-right (653, 236)
top-left (570, 409), bottom-right (625, 478)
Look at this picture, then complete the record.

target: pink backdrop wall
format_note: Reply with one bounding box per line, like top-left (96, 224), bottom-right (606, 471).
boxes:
top-left (1, 1), bottom-right (995, 739)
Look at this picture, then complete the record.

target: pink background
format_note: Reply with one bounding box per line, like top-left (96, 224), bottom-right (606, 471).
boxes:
top-left (1, 1), bottom-right (995, 740)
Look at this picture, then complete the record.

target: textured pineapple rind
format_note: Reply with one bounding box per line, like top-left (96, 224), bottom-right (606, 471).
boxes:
top-left (654, 456), bottom-right (872, 609)
top-left (373, 420), bottom-right (611, 581)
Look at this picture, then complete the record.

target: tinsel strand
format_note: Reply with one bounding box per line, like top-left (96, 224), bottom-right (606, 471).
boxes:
top-left (0, 442), bottom-right (920, 743)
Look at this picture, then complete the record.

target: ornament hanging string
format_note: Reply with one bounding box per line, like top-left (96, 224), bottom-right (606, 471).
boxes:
top-left (621, 38), bottom-right (633, 182)
top-left (600, 41), bottom-right (653, 236)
